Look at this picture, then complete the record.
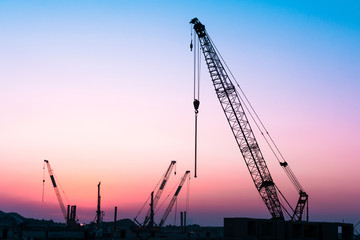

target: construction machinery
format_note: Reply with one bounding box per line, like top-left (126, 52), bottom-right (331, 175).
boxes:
top-left (43, 160), bottom-right (77, 226)
top-left (190, 18), bottom-right (308, 221)
top-left (158, 170), bottom-right (190, 227)
top-left (134, 161), bottom-right (176, 227)
top-left (43, 160), bottom-right (67, 221)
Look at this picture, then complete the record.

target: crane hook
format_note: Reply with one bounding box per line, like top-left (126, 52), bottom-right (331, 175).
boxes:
top-left (193, 99), bottom-right (200, 113)
top-left (190, 39), bottom-right (193, 51)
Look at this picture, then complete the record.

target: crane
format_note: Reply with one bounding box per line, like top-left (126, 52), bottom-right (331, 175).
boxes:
top-left (134, 161), bottom-right (177, 227)
top-left (190, 18), bottom-right (308, 221)
top-left (158, 170), bottom-right (190, 227)
top-left (43, 160), bottom-right (67, 221)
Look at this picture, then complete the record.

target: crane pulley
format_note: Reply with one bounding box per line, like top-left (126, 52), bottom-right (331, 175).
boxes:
top-left (189, 18), bottom-right (308, 221)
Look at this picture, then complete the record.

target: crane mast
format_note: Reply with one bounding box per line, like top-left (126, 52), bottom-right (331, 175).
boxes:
top-left (190, 18), bottom-right (284, 220)
top-left (159, 170), bottom-right (190, 227)
top-left (44, 160), bottom-right (67, 221)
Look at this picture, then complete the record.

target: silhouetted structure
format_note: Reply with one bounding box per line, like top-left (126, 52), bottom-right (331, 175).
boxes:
top-left (95, 181), bottom-right (104, 229)
top-left (134, 161), bottom-right (176, 228)
top-left (159, 170), bottom-right (190, 227)
top-left (190, 17), bottom-right (308, 221)
top-left (224, 217), bottom-right (353, 240)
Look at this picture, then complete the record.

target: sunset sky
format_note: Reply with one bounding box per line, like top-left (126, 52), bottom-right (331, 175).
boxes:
top-left (1, 1), bottom-right (359, 226)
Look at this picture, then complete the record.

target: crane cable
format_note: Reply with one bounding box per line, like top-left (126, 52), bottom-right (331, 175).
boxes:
top-left (42, 161), bottom-right (46, 203)
top-left (134, 170), bottom-right (167, 220)
top-left (173, 198), bottom-right (178, 225)
top-left (186, 174), bottom-right (190, 214)
top-left (207, 34), bottom-right (304, 193)
top-left (185, 174), bottom-right (191, 227)
top-left (155, 178), bottom-right (180, 215)
top-left (174, 174), bottom-right (190, 226)
top-left (275, 184), bottom-right (295, 219)
top-left (43, 161), bottom-right (71, 205)
top-left (53, 172), bottom-right (71, 205)
top-left (192, 27), bottom-right (200, 178)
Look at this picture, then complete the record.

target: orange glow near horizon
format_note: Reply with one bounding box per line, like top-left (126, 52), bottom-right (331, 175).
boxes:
top-left (1, 0), bottom-right (360, 227)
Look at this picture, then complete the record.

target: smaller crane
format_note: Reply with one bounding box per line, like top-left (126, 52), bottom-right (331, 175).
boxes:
top-left (134, 161), bottom-right (176, 227)
top-left (158, 170), bottom-right (190, 228)
top-left (43, 160), bottom-right (67, 221)
top-left (43, 160), bottom-right (77, 226)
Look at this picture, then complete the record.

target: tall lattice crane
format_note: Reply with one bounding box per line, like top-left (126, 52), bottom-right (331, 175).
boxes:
top-left (158, 170), bottom-right (190, 227)
top-left (190, 18), bottom-right (308, 221)
top-left (134, 161), bottom-right (177, 227)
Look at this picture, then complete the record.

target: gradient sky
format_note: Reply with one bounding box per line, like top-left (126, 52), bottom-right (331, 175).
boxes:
top-left (1, 0), bottom-right (359, 226)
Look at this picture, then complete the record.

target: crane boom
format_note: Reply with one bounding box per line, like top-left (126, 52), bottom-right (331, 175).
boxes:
top-left (190, 18), bottom-right (284, 220)
top-left (143, 161), bottom-right (176, 226)
top-left (159, 170), bottom-right (190, 227)
top-left (44, 160), bottom-right (67, 221)
top-left (134, 161), bottom-right (177, 227)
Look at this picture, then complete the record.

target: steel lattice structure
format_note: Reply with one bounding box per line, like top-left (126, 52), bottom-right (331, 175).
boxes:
top-left (190, 18), bottom-right (284, 220)
top-left (159, 170), bottom-right (190, 227)
top-left (44, 160), bottom-right (68, 221)
top-left (143, 161), bottom-right (176, 226)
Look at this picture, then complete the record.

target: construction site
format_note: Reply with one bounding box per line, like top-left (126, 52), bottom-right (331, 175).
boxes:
top-left (1, 16), bottom-right (359, 240)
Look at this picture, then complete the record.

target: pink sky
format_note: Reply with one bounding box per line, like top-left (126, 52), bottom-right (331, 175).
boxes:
top-left (1, 1), bottom-right (360, 226)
